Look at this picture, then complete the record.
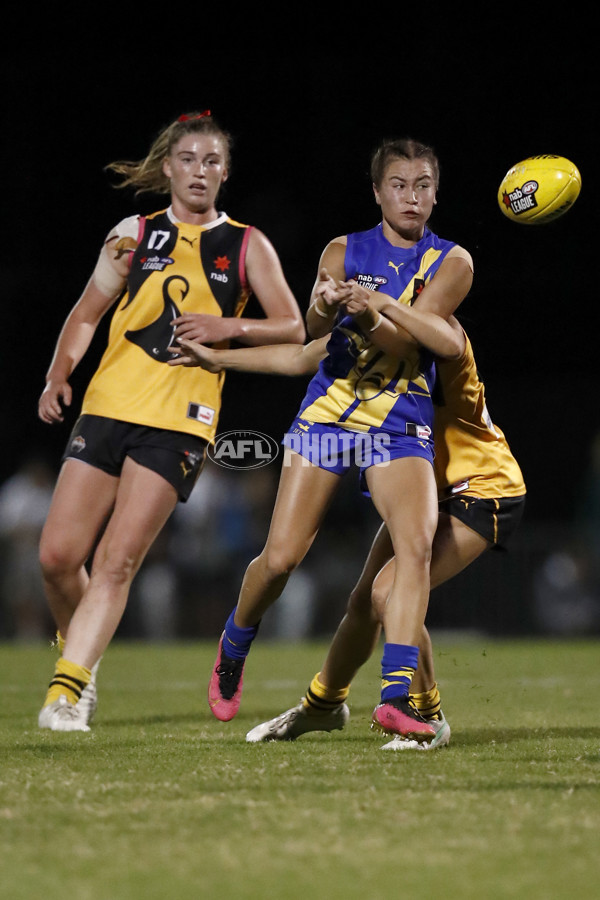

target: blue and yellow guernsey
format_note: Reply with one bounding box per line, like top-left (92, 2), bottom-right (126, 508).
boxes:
top-left (298, 224), bottom-right (458, 437)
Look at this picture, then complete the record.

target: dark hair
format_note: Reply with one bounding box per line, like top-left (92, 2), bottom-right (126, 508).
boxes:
top-left (105, 112), bottom-right (232, 195)
top-left (370, 138), bottom-right (440, 189)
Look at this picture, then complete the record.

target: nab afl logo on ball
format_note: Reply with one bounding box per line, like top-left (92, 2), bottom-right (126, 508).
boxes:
top-left (498, 156), bottom-right (581, 224)
top-left (208, 430), bottom-right (279, 470)
top-left (501, 180), bottom-right (539, 217)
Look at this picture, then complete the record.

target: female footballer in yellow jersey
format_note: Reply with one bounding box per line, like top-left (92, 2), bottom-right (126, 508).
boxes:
top-left (174, 302), bottom-right (525, 748)
top-left (37, 112), bottom-right (305, 732)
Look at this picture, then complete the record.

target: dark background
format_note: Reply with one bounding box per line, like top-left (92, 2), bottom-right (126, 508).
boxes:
top-left (2, 19), bottom-right (595, 527)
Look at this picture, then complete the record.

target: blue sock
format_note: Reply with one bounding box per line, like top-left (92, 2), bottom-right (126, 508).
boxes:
top-left (222, 610), bottom-right (260, 660)
top-left (380, 643), bottom-right (419, 703)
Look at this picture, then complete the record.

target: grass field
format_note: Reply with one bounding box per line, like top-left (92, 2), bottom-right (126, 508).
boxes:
top-left (1, 637), bottom-right (599, 899)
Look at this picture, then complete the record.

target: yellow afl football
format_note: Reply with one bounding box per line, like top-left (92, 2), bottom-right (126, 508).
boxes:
top-left (498, 156), bottom-right (581, 224)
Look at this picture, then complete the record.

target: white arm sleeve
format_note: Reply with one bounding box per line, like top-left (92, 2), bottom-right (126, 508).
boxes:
top-left (91, 215), bottom-right (140, 298)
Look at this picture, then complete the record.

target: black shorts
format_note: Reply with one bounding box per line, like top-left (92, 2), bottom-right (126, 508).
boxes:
top-left (439, 494), bottom-right (526, 549)
top-left (62, 415), bottom-right (208, 502)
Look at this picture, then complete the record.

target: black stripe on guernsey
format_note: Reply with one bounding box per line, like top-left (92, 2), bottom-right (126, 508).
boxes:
top-left (305, 685), bottom-right (343, 712)
top-left (199, 223), bottom-right (247, 316)
top-left (48, 675), bottom-right (87, 700)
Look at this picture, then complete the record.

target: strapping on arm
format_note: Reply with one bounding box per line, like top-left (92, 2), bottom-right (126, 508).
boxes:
top-left (91, 215), bottom-right (139, 298)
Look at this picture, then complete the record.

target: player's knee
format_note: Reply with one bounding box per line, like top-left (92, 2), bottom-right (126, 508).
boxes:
top-left (347, 582), bottom-right (375, 619)
top-left (39, 538), bottom-right (80, 583)
top-left (371, 576), bottom-right (388, 620)
top-left (390, 526), bottom-right (434, 570)
top-left (260, 544), bottom-right (303, 580)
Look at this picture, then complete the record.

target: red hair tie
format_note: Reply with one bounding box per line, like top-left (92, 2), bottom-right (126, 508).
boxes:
top-left (178, 110), bottom-right (211, 122)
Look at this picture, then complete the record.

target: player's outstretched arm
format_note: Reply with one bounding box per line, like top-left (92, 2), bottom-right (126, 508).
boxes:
top-left (171, 229), bottom-right (305, 347)
top-left (377, 299), bottom-right (464, 359)
top-left (341, 280), bottom-right (464, 360)
top-left (169, 336), bottom-right (328, 376)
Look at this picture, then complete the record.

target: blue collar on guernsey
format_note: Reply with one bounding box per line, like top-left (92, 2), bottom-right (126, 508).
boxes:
top-left (373, 222), bottom-right (434, 254)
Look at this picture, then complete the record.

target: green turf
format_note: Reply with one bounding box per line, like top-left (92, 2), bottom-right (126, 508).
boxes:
top-left (1, 638), bottom-right (599, 899)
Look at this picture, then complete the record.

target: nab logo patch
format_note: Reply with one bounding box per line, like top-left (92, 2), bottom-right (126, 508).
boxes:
top-left (354, 273), bottom-right (387, 291)
top-left (211, 255), bottom-right (231, 283)
top-left (502, 181), bottom-right (539, 216)
top-left (214, 255), bottom-right (230, 271)
top-left (208, 430), bottom-right (279, 470)
top-left (139, 255), bottom-right (175, 271)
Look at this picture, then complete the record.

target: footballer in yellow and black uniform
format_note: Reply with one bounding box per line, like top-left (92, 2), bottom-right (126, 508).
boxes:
top-left (63, 208), bottom-right (253, 500)
top-left (433, 327), bottom-right (526, 547)
top-left (83, 207), bottom-right (252, 441)
top-left (37, 111), bottom-right (306, 732)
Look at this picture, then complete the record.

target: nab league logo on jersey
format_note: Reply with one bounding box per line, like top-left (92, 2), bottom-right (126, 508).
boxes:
top-left (139, 255), bottom-right (175, 272)
top-left (354, 273), bottom-right (388, 292)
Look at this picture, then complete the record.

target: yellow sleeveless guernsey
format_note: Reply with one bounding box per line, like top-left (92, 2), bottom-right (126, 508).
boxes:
top-left (82, 209), bottom-right (252, 443)
top-left (433, 330), bottom-right (525, 499)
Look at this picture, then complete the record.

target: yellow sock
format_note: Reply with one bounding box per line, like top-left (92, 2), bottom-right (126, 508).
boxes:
top-left (44, 657), bottom-right (91, 707)
top-left (303, 672), bottom-right (350, 714)
top-left (410, 683), bottom-right (442, 720)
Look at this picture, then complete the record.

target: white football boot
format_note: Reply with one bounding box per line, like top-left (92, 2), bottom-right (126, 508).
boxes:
top-left (246, 701), bottom-right (349, 742)
top-left (38, 695), bottom-right (91, 732)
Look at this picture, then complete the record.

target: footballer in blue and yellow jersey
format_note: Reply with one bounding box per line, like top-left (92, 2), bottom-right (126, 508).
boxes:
top-left (82, 207), bottom-right (252, 443)
top-left (298, 224), bottom-right (458, 438)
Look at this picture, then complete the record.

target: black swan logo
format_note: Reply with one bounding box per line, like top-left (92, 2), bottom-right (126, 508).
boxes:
top-left (125, 276), bottom-right (189, 362)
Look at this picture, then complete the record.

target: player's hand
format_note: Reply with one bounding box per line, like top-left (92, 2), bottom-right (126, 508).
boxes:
top-left (313, 268), bottom-right (344, 310)
top-left (338, 280), bottom-right (372, 316)
top-left (168, 339), bottom-right (223, 372)
top-left (38, 379), bottom-right (72, 424)
top-left (171, 313), bottom-right (232, 344)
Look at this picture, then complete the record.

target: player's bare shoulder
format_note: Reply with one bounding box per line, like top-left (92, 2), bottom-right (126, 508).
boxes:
top-left (445, 244), bottom-right (474, 274)
top-left (319, 235), bottom-right (347, 274)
